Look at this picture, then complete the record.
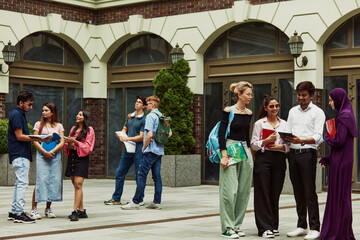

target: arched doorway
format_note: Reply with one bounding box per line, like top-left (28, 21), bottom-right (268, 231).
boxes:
top-left (6, 32), bottom-right (83, 136)
top-left (106, 34), bottom-right (173, 177)
top-left (323, 14), bottom-right (360, 191)
top-left (203, 22), bottom-right (294, 183)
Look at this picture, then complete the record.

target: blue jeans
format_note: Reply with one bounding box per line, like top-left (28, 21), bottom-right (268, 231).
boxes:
top-left (133, 152), bottom-right (162, 204)
top-left (112, 143), bottom-right (144, 201)
top-left (11, 157), bottom-right (30, 215)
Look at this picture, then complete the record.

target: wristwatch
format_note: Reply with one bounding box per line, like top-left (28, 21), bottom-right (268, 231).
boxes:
top-left (301, 140), bottom-right (306, 146)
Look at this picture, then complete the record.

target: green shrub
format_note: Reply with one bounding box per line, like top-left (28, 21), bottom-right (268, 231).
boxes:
top-left (0, 118), bottom-right (36, 154)
top-left (153, 59), bottom-right (195, 155)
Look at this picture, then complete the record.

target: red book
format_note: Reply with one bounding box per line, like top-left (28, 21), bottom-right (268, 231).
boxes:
top-left (262, 128), bottom-right (276, 147)
top-left (326, 118), bottom-right (336, 138)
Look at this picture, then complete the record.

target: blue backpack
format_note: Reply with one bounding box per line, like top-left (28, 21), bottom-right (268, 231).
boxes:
top-left (206, 107), bottom-right (234, 164)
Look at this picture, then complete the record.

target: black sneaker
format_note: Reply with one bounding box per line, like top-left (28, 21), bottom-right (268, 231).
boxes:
top-left (77, 209), bottom-right (88, 218)
top-left (8, 212), bottom-right (16, 221)
top-left (14, 212), bottom-right (35, 223)
top-left (68, 211), bottom-right (78, 221)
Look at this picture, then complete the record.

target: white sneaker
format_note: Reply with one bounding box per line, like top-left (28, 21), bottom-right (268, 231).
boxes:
top-left (45, 208), bottom-right (56, 218)
top-left (29, 208), bottom-right (41, 220)
top-left (121, 201), bottom-right (139, 210)
top-left (146, 203), bottom-right (161, 209)
top-left (304, 230), bottom-right (320, 240)
top-left (235, 230), bottom-right (245, 237)
top-left (222, 229), bottom-right (239, 239)
top-left (262, 230), bottom-right (274, 238)
top-left (287, 228), bottom-right (307, 237)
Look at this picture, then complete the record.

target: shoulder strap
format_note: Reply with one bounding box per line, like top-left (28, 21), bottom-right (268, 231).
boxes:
top-left (225, 106), bottom-right (234, 139)
top-left (126, 113), bottom-right (131, 127)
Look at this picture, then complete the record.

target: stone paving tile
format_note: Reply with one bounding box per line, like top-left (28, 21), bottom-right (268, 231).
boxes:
top-left (0, 179), bottom-right (359, 240)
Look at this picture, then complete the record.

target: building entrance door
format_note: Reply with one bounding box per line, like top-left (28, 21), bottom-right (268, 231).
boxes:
top-left (203, 78), bottom-right (295, 183)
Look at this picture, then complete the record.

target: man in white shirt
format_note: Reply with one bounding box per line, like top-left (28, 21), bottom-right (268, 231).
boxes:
top-left (285, 81), bottom-right (325, 240)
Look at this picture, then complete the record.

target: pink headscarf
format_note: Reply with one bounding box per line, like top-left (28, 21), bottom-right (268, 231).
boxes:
top-left (329, 88), bottom-right (358, 138)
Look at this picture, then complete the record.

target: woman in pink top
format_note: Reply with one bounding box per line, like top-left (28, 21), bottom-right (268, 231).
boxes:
top-left (64, 110), bottom-right (95, 221)
top-left (30, 103), bottom-right (65, 220)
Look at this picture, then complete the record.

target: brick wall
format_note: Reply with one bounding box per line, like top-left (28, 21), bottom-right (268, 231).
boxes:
top-left (0, 93), bottom-right (5, 119)
top-left (0, 0), bottom-right (94, 23)
top-left (191, 94), bottom-right (203, 155)
top-left (0, 0), bottom-right (289, 25)
top-left (83, 98), bottom-right (106, 176)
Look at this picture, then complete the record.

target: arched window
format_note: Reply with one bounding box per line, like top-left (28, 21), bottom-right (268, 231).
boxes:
top-left (108, 34), bottom-right (172, 67)
top-left (205, 22), bottom-right (289, 60)
top-left (324, 15), bottom-right (360, 49)
top-left (16, 32), bottom-right (82, 66)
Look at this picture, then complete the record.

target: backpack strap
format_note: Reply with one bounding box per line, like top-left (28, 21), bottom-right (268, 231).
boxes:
top-left (225, 106), bottom-right (234, 139)
top-left (150, 111), bottom-right (161, 142)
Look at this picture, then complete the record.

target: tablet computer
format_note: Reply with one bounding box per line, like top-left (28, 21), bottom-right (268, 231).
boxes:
top-left (278, 132), bottom-right (293, 143)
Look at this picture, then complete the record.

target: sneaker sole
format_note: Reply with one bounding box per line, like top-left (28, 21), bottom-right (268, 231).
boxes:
top-left (14, 219), bottom-right (35, 223)
top-left (121, 207), bottom-right (139, 210)
top-left (221, 235), bottom-right (239, 239)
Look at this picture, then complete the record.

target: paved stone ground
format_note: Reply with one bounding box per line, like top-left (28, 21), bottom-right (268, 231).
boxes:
top-left (0, 179), bottom-right (359, 240)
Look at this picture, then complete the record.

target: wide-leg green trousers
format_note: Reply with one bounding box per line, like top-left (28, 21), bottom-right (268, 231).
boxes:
top-left (219, 140), bottom-right (253, 233)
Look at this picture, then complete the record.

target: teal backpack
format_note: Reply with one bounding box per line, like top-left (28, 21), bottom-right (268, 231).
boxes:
top-left (206, 107), bottom-right (234, 163)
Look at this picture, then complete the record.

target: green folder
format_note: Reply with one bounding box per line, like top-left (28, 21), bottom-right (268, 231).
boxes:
top-left (217, 141), bottom-right (248, 165)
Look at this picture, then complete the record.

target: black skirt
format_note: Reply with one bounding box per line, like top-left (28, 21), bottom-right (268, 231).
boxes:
top-left (65, 149), bottom-right (89, 178)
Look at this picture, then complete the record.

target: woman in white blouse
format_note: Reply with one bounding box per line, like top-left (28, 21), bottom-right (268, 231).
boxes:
top-left (251, 95), bottom-right (289, 238)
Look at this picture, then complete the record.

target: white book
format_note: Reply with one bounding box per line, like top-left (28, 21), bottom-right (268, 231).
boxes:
top-left (115, 131), bottom-right (136, 153)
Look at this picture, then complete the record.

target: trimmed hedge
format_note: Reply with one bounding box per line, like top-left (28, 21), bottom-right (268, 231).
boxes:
top-left (153, 59), bottom-right (195, 155)
top-left (0, 118), bottom-right (36, 154)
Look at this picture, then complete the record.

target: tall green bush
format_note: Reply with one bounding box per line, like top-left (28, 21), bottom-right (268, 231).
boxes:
top-left (0, 118), bottom-right (36, 154)
top-left (153, 58), bottom-right (195, 155)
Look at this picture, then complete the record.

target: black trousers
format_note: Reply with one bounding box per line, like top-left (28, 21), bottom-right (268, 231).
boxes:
top-left (254, 150), bottom-right (286, 236)
top-left (288, 149), bottom-right (320, 231)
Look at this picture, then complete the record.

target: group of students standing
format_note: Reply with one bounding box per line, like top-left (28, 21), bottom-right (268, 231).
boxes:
top-left (7, 90), bottom-right (95, 223)
top-left (7, 91), bottom-right (166, 224)
top-left (218, 81), bottom-right (357, 240)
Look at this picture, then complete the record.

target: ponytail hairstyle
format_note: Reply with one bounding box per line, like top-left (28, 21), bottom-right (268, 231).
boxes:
top-left (230, 81), bottom-right (253, 101)
top-left (38, 102), bottom-right (59, 135)
top-left (257, 95), bottom-right (279, 120)
top-left (70, 110), bottom-right (91, 141)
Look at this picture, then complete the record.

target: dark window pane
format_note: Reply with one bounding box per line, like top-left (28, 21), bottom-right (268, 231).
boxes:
top-left (108, 45), bottom-right (124, 67)
top-left (279, 78), bottom-right (296, 120)
top-left (67, 50), bottom-right (82, 67)
top-left (251, 84), bottom-right (272, 124)
top-left (279, 31), bottom-right (290, 53)
top-left (5, 83), bottom-right (20, 118)
top-left (354, 15), bottom-right (360, 47)
top-left (324, 23), bottom-right (348, 49)
top-left (107, 88), bottom-right (123, 177)
top-left (228, 23), bottom-right (276, 57)
top-left (126, 35), bottom-right (166, 65)
top-left (23, 33), bottom-right (64, 64)
top-left (205, 37), bottom-right (224, 60)
top-left (204, 83), bottom-right (223, 182)
top-left (22, 85), bottom-right (64, 126)
top-left (66, 88), bottom-right (82, 135)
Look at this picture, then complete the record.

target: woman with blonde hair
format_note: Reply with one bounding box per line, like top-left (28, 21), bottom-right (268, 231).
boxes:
top-left (30, 102), bottom-right (65, 219)
top-left (218, 81), bottom-right (254, 239)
